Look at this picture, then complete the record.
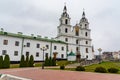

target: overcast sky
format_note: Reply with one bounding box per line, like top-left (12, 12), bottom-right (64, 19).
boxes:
top-left (0, 0), bottom-right (120, 53)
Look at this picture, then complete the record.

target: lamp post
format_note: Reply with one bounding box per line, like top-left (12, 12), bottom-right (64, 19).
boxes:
top-left (41, 46), bottom-right (47, 69)
top-left (98, 48), bottom-right (102, 63)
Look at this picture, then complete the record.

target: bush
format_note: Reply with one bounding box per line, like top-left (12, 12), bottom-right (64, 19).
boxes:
top-left (76, 66), bottom-right (85, 71)
top-left (3, 55), bottom-right (10, 68)
top-left (60, 65), bottom-right (65, 70)
top-left (0, 56), bottom-right (3, 69)
top-left (29, 55), bottom-right (34, 67)
top-left (95, 67), bottom-right (107, 73)
top-left (20, 55), bottom-right (26, 67)
top-left (44, 57), bottom-right (56, 66)
top-left (44, 56), bottom-right (49, 66)
top-left (108, 68), bottom-right (119, 73)
top-left (25, 55), bottom-right (29, 67)
top-left (52, 58), bottom-right (56, 66)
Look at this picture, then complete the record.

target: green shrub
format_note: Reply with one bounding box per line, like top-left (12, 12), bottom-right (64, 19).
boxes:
top-left (44, 56), bottom-right (49, 66)
top-left (44, 57), bottom-right (56, 66)
top-left (0, 56), bottom-right (3, 69)
top-left (20, 55), bottom-right (25, 67)
top-left (52, 58), bottom-right (56, 66)
top-left (95, 67), bottom-right (107, 73)
top-left (25, 55), bottom-right (29, 67)
top-left (76, 66), bottom-right (85, 71)
top-left (60, 65), bottom-right (65, 70)
top-left (29, 55), bottom-right (34, 67)
top-left (108, 68), bottom-right (119, 73)
top-left (3, 55), bottom-right (10, 68)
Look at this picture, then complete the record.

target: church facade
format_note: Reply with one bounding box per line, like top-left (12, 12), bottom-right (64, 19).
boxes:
top-left (56, 5), bottom-right (94, 60)
top-left (0, 5), bottom-right (94, 62)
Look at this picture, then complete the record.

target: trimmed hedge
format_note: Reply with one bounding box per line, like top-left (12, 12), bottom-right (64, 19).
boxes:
top-left (20, 55), bottom-right (26, 67)
top-left (108, 68), bottom-right (119, 73)
top-left (76, 66), bottom-right (85, 71)
top-left (3, 55), bottom-right (10, 68)
top-left (94, 67), bottom-right (107, 73)
top-left (29, 55), bottom-right (34, 67)
top-left (0, 56), bottom-right (3, 69)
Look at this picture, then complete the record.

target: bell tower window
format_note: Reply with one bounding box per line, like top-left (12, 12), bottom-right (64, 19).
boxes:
top-left (65, 28), bottom-right (68, 33)
top-left (85, 32), bottom-right (88, 36)
top-left (76, 40), bottom-right (79, 44)
top-left (65, 19), bottom-right (68, 24)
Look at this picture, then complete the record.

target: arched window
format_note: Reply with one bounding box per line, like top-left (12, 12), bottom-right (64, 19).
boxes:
top-left (65, 28), bottom-right (68, 33)
top-left (65, 19), bottom-right (68, 24)
top-left (76, 30), bottom-right (79, 36)
top-left (76, 47), bottom-right (79, 51)
top-left (86, 48), bottom-right (88, 53)
top-left (76, 40), bottom-right (79, 44)
top-left (86, 41), bottom-right (88, 44)
top-left (85, 32), bottom-right (87, 36)
top-left (65, 38), bottom-right (68, 42)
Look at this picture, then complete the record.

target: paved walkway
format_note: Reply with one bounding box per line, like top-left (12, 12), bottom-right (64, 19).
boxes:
top-left (0, 68), bottom-right (120, 80)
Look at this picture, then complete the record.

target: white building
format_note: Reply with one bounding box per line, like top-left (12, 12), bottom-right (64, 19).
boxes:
top-left (0, 31), bottom-right (67, 62)
top-left (0, 5), bottom-right (94, 62)
top-left (56, 5), bottom-right (94, 60)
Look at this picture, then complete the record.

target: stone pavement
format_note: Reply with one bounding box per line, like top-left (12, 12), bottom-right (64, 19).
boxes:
top-left (0, 67), bottom-right (120, 80)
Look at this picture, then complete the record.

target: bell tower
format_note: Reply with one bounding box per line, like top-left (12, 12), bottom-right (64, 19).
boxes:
top-left (57, 4), bottom-right (71, 37)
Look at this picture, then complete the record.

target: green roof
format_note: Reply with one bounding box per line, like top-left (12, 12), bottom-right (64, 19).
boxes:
top-left (0, 31), bottom-right (67, 44)
top-left (68, 51), bottom-right (76, 56)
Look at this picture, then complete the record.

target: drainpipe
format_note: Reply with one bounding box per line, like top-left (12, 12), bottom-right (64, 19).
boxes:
top-left (50, 41), bottom-right (52, 58)
top-left (21, 37), bottom-right (24, 56)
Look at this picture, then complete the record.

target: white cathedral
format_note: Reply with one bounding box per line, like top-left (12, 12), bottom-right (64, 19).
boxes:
top-left (0, 5), bottom-right (94, 62)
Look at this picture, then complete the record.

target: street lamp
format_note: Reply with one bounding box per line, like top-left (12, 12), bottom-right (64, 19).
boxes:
top-left (98, 48), bottom-right (102, 63)
top-left (41, 46), bottom-right (47, 69)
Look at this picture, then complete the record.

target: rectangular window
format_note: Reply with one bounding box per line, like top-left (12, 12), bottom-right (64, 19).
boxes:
top-left (2, 50), bottom-right (7, 55)
top-left (3, 40), bottom-right (8, 45)
top-left (61, 54), bottom-right (64, 58)
top-left (46, 45), bottom-right (49, 49)
top-left (54, 46), bottom-right (57, 50)
top-left (36, 44), bottom-right (40, 48)
top-left (26, 42), bottom-right (30, 47)
top-left (61, 47), bottom-right (64, 51)
top-left (15, 41), bottom-right (19, 46)
top-left (14, 51), bottom-right (18, 56)
top-left (36, 52), bottom-right (39, 57)
top-left (26, 52), bottom-right (29, 56)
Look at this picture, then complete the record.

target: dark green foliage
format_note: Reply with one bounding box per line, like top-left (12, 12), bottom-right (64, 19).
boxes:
top-left (108, 68), bottom-right (119, 73)
top-left (52, 58), bottom-right (56, 66)
top-left (29, 55), bottom-right (34, 67)
top-left (3, 55), bottom-right (10, 68)
top-left (20, 55), bottom-right (26, 67)
top-left (25, 55), bottom-right (29, 67)
top-left (44, 57), bottom-right (56, 66)
top-left (60, 65), bottom-right (65, 70)
top-left (76, 66), bottom-right (85, 71)
top-left (95, 67), bottom-right (107, 73)
top-left (49, 57), bottom-right (52, 66)
top-left (0, 56), bottom-right (3, 69)
top-left (44, 56), bottom-right (49, 66)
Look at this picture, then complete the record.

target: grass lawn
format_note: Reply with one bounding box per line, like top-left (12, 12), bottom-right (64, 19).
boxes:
top-left (47, 61), bottom-right (120, 74)
top-left (9, 60), bottom-right (70, 68)
top-left (85, 61), bottom-right (120, 73)
top-left (8, 61), bottom-right (120, 74)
